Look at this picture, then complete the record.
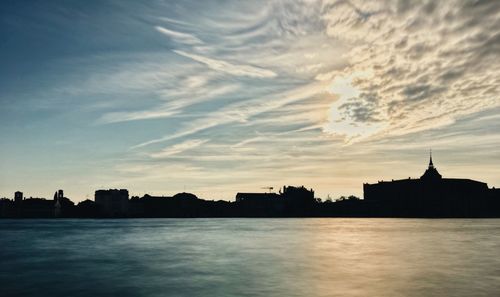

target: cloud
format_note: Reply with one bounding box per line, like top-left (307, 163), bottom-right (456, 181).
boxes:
top-left (320, 0), bottom-right (500, 141)
top-left (100, 109), bottom-right (179, 124)
top-left (99, 82), bottom-right (239, 124)
top-left (173, 50), bottom-right (277, 78)
top-left (131, 81), bottom-right (326, 149)
top-left (150, 139), bottom-right (209, 158)
top-left (155, 26), bottom-right (203, 45)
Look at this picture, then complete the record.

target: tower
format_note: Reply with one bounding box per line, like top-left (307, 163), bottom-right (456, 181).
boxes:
top-left (421, 150), bottom-right (442, 180)
top-left (54, 190), bottom-right (63, 218)
top-left (14, 191), bottom-right (23, 203)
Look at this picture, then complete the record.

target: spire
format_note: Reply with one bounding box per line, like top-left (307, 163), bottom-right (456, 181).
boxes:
top-left (429, 149), bottom-right (434, 168)
top-left (421, 149), bottom-right (442, 180)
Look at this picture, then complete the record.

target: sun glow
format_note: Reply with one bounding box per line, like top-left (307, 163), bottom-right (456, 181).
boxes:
top-left (323, 70), bottom-right (385, 142)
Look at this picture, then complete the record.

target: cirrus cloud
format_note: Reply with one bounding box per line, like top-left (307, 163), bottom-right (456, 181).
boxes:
top-left (173, 50), bottom-right (277, 78)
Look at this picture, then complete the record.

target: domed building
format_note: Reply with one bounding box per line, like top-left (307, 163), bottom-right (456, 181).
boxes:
top-left (172, 192), bottom-right (199, 201)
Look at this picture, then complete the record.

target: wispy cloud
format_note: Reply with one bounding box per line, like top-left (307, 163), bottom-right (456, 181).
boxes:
top-left (150, 139), bottom-right (209, 158)
top-left (155, 26), bottom-right (203, 45)
top-left (100, 109), bottom-right (179, 124)
top-left (131, 81), bottom-right (326, 149)
top-left (173, 50), bottom-right (277, 78)
top-left (99, 82), bottom-right (240, 124)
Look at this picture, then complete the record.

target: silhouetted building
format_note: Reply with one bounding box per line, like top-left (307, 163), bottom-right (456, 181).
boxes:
top-left (0, 198), bottom-right (15, 217)
top-left (235, 192), bottom-right (282, 216)
top-left (363, 153), bottom-right (497, 217)
top-left (20, 198), bottom-right (55, 218)
top-left (235, 192), bottom-right (280, 203)
top-left (75, 199), bottom-right (99, 218)
top-left (14, 191), bottom-right (23, 203)
top-left (6, 190), bottom-right (62, 218)
top-left (95, 189), bottom-right (129, 217)
top-left (280, 185), bottom-right (316, 215)
top-left (131, 192), bottom-right (206, 217)
top-left (235, 185), bottom-right (316, 216)
top-left (281, 185), bottom-right (315, 203)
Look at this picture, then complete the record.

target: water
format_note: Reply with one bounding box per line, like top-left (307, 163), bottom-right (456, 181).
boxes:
top-left (1, 219), bottom-right (500, 297)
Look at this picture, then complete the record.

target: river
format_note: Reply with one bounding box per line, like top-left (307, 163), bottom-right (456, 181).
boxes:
top-left (1, 218), bottom-right (499, 297)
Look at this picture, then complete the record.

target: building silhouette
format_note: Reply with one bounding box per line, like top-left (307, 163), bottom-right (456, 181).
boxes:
top-left (0, 189), bottom-right (74, 218)
top-left (0, 158), bottom-right (499, 218)
top-left (235, 185), bottom-right (316, 216)
top-left (363, 153), bottom-right (499, 217)
top-left (94, 189), bottom-right (129, 217)
top-left (14, 191), bottom-right (23, 203)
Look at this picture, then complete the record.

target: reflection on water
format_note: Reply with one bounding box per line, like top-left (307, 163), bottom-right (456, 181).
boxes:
top-left (1, 219), bottom-right (500, 297)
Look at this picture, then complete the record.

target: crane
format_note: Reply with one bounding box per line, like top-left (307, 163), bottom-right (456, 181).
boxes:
top-left (261, 187), bottom-right (274, 193)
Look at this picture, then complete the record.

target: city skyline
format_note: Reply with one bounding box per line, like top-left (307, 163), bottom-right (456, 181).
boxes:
top-left (2, 1), bottom-right (500, 202)
top-left (3, 156), bottom-right (500, 218)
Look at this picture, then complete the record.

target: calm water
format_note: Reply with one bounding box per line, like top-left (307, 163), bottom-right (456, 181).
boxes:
top-left (1, 219), bottom-right (500, 297)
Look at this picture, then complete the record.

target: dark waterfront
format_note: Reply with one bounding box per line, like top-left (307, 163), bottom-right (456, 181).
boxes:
top-left (3, 156), bottom-right (500, 219)
top-left (1, 219), bottom-right (500, 297)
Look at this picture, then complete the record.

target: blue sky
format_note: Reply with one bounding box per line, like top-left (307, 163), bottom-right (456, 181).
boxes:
top-left (1, 0), bottom-right (500, 201)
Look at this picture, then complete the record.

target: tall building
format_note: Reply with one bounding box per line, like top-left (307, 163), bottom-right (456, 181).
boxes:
top-left (14, 191), bottom-right (23, 203)
top-left (95, 189), bottom-right (129, 217)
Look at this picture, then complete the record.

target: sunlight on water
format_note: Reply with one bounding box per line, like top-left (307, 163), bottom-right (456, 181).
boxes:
top-left (1, 219), bottom-right (500, 297)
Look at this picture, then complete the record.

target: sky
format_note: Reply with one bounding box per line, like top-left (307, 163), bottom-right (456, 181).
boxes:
top-left (1, 0), bottom-right (500, 202)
